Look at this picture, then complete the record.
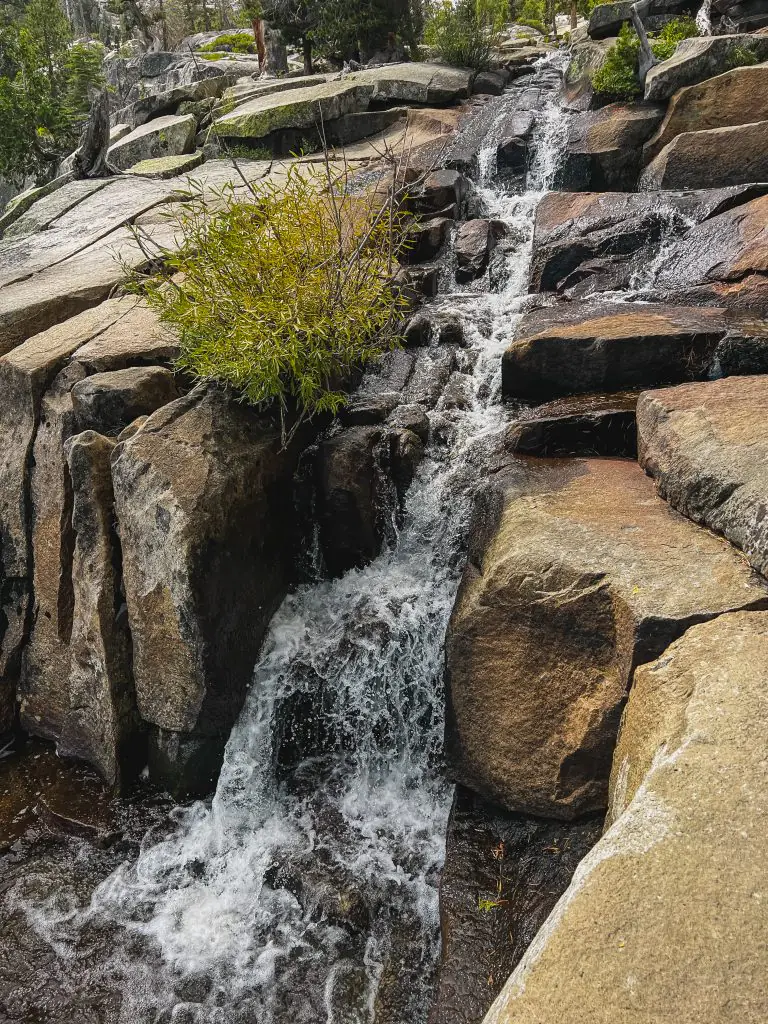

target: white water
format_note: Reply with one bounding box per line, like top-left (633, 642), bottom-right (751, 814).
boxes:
top-left (19, 64), bottom-right (569, 1024)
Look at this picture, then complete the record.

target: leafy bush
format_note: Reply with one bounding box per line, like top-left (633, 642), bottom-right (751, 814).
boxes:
top-left (515, 0), bottom-right (548, 35)
top-left (592, 23), bottom-right (641, 98)
top-left (592, 18), bottom-right (699, 99)
top-left (725, 44), bottom-right (759, 69)
top-left (649, 16), bottom-right (698, 61)
top-left (130, 164), bottom-right (411, 443)
top-left (425, 0), bottom-right (494, 70)
top-left (200, 31), bottom-right (257, 53)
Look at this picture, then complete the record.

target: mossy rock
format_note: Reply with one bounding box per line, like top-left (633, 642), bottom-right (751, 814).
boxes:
top-left (126, 152), bottom-right (205, 179)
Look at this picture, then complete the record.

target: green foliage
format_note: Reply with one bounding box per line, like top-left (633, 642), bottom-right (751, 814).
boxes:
top-left (131, 165), bottom-right (411, 442)
top-left (0, 0), bottom-right (105, 186)
top-left (515, 0), bottom-right (547, 34)
top-left (649, 16), bottom-right (698, 61)
top-left (424, 0), bottom-right (495, 70)
top-left (592, 18), bottom-right (699, 100)
top-left (591, 22), bottom-right (640, 98)
top-left (725, 44), bottom-right (759, 69)
top-left (200, 30), bottom-right (257, 52)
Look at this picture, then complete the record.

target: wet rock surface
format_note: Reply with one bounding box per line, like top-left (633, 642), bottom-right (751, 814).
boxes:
top-left (430, 786), bottom-right (602, 1024)
top-left (502, 301), bottom-right (767, 400)
top-left (487, 611), bottom-right (768, 1024)
top-left (506, 391), bottom-right (638, 456)
top-left (445, 456), bottom-right (768, 819)
top-left (638, 375), bottom-right (768, 577)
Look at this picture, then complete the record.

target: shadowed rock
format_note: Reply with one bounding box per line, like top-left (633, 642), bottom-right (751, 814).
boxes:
top-left (506, 391), bottom-right (638, 457)
top-left (71, 366), bottom-right (180, 436)
top-left (111, 386), bottom-right (302, 796)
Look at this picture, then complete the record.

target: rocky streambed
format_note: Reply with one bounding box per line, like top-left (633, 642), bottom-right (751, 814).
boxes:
top-left (2, 25), bottom-right (768, 1024)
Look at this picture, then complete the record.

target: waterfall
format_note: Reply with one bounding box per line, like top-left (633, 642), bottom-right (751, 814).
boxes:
top-left (695, 0), bottom-right (713, 35)
top-left (16, 61), bottom-right (570, 1024)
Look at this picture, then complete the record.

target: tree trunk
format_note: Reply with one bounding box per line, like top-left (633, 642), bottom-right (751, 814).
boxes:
top-left (302, 35), bottom-right (312, 75)
top-left (253, 17), bottom-right (266, 71)
top-left (570, 0), bottom-right (577, 29)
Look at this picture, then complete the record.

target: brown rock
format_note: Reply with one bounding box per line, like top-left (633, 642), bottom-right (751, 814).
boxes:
top-left (562, 103), bottom-right (664, 192)
top-left (486, 611), bottom-right (768, 1024)
top-left (506, 391), bottom-right (638, 457)
top-left (502, 301), bottom-right (768, 401)
top-left (111, 386), bottom-right (301, 795)
top-left (640, 120), bottom-right (768, 191)
top-left (454, 220), bottom-right (506, 283)
top-left (644, 65), bottom-right (768, 163)
top-left (637, 375), bottom-right (768, 577)
top-left (445, 457), bottom-right (768, 820)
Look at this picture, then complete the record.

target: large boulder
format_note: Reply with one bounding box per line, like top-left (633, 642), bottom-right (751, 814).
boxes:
top-left (562, 102), bottom-right (665, 191)
top-left (445, 457), bottom-right (768, 820)
top-left (643, 64), bottom-right (768, 163)
top-left (107, 113), bottom-right (197, 171)
top-left (640, 120), bottom-right (768, 190)
top-left (653, 191), bottom-right (768, 307)
top-left (637, 376), bottom-right (768, 577)
top-left (110, 386), bottom-right (302, 795)
top-left (587, 0), bottom-right (634, 38)
top-left (115, 72), bottom-right (230, 130)
top-left (644, 34), bottom-right (768, 102)
top-left (502, 301), bottom-right (768, 401)
top-left (214, 63), bottom-right (472, 145)
top-left (485, 611), bottom-right (768, 1024)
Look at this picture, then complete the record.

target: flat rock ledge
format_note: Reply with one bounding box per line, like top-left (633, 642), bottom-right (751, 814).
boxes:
top-left (637, 375), bottom-right (768, 577)
top-left (485, 610), bottom-right (768, 1024)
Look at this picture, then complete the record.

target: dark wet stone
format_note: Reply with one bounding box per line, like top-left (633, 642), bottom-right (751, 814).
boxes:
top-left (429, 786), bottom-right (602, 1024)
top-left (507, 392), bottom-right (638, 457)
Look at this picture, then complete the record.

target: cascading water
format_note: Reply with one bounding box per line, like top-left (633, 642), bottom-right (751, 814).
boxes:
top-left (13, 58), bottom-right (570, 1024)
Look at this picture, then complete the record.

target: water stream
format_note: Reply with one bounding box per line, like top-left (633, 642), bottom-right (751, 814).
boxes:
top-left (9, 60), bottom-right (569, 1024)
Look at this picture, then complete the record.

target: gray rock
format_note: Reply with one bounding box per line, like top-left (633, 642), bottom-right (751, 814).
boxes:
top-left (386, 403), bottom-right (430, 443)
top-left (644, 34), bottom-right (768, 102)
top-left (637, 375), bottom-right (768, 577)
top-left (402, 216), bottom-right (451, 263)
top-left (107, 113), bottom-right (197, 171)
top-left (587, 0), bottom-right (634, 39)
top-left (72, 366), bottom-right (180, 435)
top-left (59, 431), bottom-right (142, 789)
top-left (472, 69), bottom-right (509, 96)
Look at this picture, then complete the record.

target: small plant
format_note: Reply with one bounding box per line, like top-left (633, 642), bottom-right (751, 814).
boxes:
top-left (200, 31), bottom-right (257, 54)
top-left (126, 160), bottom-right (414, 444)
top-left (592, 17), bottom-right (699, 99)
top-left (725, 44), bottom-right (758, 69)
top-left (592, 23), bottom-right (641, 98)
top-left (649, 16), bottom-right (698, 61)
top-left (425, 0), bottom-right (495, 70)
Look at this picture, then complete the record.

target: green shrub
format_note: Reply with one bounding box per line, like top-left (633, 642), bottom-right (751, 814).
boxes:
top-left (592, 18), bottom-right (699, 99)
top-left (725, 44), bottom-right (758, 69)
top-left (649, 16), bottom-right (698, 61)
top-left (424, 0), bottom-right (494, 70)
top-left (200, 31), bottom-right (257, 54)
top-left (592, 23), bottom-right (641, 98)
top-left (129, 164), bottom-right (411, 443)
